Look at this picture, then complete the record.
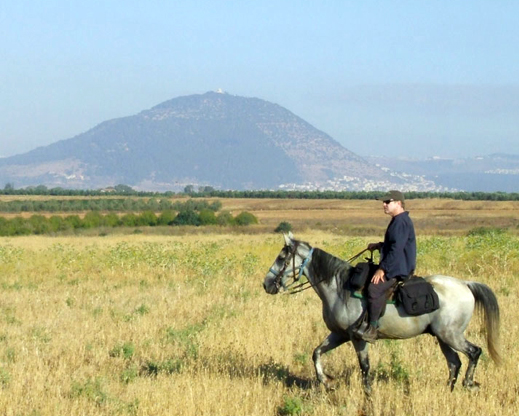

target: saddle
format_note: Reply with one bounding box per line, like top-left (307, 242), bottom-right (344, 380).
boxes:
top-left (351, 274), bottom-right (439, 320)
top-left (349, 265), bottom-right (439, 332)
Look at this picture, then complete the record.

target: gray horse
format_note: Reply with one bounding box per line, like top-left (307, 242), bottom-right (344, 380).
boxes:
top-left (263, 233), bottom-right (501, 394)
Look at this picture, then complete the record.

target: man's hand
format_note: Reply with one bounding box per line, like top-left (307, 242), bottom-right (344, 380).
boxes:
top-left (371, 268), bottom-right (385, 284)
top-left (367, 242), bottom-right (382, 252)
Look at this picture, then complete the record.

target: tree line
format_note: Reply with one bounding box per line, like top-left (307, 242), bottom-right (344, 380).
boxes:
top-left (2, 183), bottom-right (519, 201)
top-left (0, 209), bottom-right (258, 236)
top-left (0, 198), bottom-right (222, 213)
top-left (188, 190), bottom-right (519, 201)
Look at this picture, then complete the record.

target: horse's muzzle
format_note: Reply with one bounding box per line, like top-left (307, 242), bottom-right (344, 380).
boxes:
top-left (263, 281), bottom-right (279, 295)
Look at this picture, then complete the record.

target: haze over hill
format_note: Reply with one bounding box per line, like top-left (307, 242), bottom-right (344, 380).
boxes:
top-left (1, 91), bottom-right (517, 192)
top-left (0, 92), bottom-right (394, 191)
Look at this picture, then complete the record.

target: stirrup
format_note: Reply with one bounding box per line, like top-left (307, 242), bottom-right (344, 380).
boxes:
top-left (354, 320), bottom-right (369, 336)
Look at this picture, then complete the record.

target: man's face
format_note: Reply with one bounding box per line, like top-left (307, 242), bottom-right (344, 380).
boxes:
top-left (382, 199), bottom-right (403, 217)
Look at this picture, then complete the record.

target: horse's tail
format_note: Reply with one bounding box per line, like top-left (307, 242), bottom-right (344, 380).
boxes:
top-left (466, 281), bottom-right (502, 365)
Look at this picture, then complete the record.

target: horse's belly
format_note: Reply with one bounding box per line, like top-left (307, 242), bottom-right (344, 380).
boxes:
top-left (379, 306), bottom-right (432, 339)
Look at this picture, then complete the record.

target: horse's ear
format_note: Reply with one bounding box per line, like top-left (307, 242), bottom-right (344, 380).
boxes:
top-left (283, 232), bottom-right (295, 246)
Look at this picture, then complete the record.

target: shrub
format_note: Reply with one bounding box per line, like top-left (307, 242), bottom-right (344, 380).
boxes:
top-left (109, 342), bottom-right (135, 360)
top-left (234, 212), bottom-right (258, 226)
top-left (70, 378), bottom-right (108, 405)
top-left (137, 211), bottom-right (158, 226)
top-left (199, 209), bottom-right (217, 225)
top-left (274, 221), bottom-right (292, 233)
top-left (173, 209), bottom-right (201, 226)
top-left (278, 396), bottom-right (304, 415)
top-left (216, 210), bottom-right (234, 226)
top-left (208, 200), bottom-right (222, 211)
top-left (121, 213), bottom-right (139, 227)
top-left (158, 210), bottom-right (176, 225)
top-left (64, 215), bottom-right (83, 229)
top-left (29, 215), bottom-right (51, 234)
top-left (49, 215), bottom-right (71, 232)
top-left (9, 217), bottom-right (32, 235)
top-left (102, 213), bottom-right (121, 227)
top-left (83, 211), bottom-right (103, 228)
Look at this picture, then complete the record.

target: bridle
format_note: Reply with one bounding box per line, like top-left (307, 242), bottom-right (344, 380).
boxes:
top-left (269, 245), bottom-right (373, 295)
top-left (269, 242), bottom-right (314, 293)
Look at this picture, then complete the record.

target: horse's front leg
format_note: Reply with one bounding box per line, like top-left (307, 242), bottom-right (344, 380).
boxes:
top-left (312, 332), bottom-right (348, 389)
top-left (352, 338), bottom-right (371, 395)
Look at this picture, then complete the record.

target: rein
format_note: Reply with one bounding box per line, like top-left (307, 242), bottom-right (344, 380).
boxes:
top-left (347, 248), bottom-right (371, 263)
top-left (284, 247), bottom-right (371, 295)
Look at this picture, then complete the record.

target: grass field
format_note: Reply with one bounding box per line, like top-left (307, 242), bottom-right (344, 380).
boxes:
top-left (0, 198), bottom-right (517, 415)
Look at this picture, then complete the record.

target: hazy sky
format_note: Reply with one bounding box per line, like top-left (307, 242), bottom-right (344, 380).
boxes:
top-left (2, 1), bottom-right (518, 159)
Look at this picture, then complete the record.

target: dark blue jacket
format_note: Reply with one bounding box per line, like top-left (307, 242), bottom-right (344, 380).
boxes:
top-left (380, 211), bottom-right (416, 279)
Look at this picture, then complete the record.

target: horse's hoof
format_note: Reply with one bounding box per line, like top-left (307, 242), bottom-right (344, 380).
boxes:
top-left (464, 381), bottom-right (480, 392)
top-left (323, 375), bottom-right (337, 391)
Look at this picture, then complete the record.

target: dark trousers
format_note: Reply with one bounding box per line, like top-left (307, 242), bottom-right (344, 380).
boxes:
top-left (367, 278), bottom-right (398, 323)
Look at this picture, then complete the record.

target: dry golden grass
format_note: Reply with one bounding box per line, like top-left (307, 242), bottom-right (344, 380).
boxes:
top-left (0, 197), bottom-right (518, 415)
top-left (0, 228), bottom-right (517, 415)
top-left (217, 198), bottom-right (519, 235)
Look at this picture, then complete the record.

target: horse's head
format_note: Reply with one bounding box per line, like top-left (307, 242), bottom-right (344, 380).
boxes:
top-left (263, 232), bottom-right (313, 294)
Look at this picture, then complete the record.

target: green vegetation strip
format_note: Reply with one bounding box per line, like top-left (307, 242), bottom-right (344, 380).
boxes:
top-left (0, 198), bottom-right (222, 213)
top-left (0, 208), bottom-right (258, 236)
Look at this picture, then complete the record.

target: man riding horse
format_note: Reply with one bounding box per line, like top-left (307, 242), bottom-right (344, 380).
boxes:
top-left (354, 190), bottom-right (416, 343)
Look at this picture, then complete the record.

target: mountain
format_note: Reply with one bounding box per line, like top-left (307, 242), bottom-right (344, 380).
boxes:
top-left (0, 91), bottom-right (394, 191)
top-left (366, 154), bottom-right (519, 192)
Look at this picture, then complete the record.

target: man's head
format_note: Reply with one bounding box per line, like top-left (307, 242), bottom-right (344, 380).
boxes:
top-left (377, 190), bottom-right (406, 216)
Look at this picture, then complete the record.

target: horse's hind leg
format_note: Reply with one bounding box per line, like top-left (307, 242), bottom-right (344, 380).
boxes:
top-left (437, 338), bottom-right (462, 391)
top-left (312, 332), bottom-right (348, 389)
top-left (438, 336), bottom-right (482, 391)
top-left (460, 340), bottom-right (482, 390)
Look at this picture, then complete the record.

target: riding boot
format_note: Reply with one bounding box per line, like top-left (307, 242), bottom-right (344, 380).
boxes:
top-left (361, 321), bottom-right (378, 344)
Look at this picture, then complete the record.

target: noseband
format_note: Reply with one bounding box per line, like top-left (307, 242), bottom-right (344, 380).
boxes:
top-left (270, 243), bottom-right (314, 291)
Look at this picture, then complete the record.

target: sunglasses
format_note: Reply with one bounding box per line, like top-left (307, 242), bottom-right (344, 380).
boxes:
top-left (383, 199), bottom-right (394, 204)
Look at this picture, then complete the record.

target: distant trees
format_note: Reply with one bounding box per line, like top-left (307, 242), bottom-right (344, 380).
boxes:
top-left (114, 184), bottom-right (135, 194)
top-left (0, 198), bottom-right (222, 213)
top-left (0, 200), bottom-right (259, 236)
top-left (3, 183), bottom-right (14, 192)
top-left (2, 183), bottom-right (519, 201)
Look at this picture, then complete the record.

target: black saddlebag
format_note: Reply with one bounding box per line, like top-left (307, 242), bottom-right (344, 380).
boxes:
top-left (397, 277), bottom-right (440, 316)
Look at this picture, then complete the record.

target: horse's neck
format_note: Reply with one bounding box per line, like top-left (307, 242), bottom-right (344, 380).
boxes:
top-left (308, 248), bottom-right (351, 294)
top-left (307, 249), bottom-right (358, 325)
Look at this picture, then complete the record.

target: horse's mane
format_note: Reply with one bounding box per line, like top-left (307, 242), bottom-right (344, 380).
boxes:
top-left (308, 247), bottom-right (353, 286)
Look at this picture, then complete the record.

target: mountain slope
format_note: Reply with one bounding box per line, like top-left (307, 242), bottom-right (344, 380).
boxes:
top-left (0, 91), bottom-right (387, 190)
